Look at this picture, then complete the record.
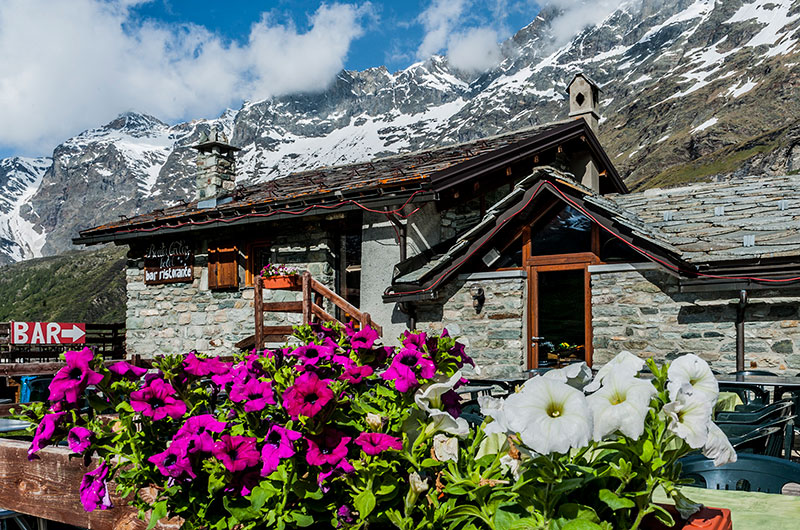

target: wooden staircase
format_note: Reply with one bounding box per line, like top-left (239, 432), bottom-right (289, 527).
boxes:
top-left (238, 271), bottom-right (382, 350)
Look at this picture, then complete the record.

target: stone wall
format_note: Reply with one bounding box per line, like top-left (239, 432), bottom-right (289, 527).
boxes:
top-left (416, 271), bottom-right (527, 377)
top-left (125, 226), bottom-right (335, 358)
top-left (591, 263), bottom-right (800, 373)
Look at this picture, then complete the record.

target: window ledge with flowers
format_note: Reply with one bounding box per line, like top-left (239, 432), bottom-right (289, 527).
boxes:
top-left (8, 323), bottom-right (736, 530)
top-left (260, 264), bottom-right (302, 290)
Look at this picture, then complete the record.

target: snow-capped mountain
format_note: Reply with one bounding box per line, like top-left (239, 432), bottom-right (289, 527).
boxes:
top-left (0, 156), bottom-right (50, 262)
top-left (2, 0), bottom-right (799, 263)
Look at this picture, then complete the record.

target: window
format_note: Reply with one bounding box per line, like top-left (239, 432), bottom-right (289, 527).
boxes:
top-left (245, 241), bottom-right (272, 286)
top-left (530, 205), bottom-right (592, 256)
top-left (208, 245), bottom-right (238, 289)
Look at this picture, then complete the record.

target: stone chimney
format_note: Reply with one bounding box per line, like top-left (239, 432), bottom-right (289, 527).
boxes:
top-left (191, 129), bottom-right (240, 205)
top-left (566, 73), bottom-right (601, 134)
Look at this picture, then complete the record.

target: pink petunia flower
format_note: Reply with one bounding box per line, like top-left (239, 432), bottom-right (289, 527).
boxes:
top-left (229, 378), bottom-right (275, 412)
top-left (354, 432), bottom-right (402, 456)
top-left (129, 378), bottom-right (187, 421)
top-left (339, 364), bottom-right (374, 384)
top-left (107, 360), bottom-right (147, 380)
top-left (173, 414), bottom-right (227, 453)
top-left (28, 411), bottom-right (66, 460)
top-left (148, 438), bottom-right (196, 479)
top-left (212, 435), bottom-right (260, 473)
top-left (79, 460), bottom-right (113, 512)
top-left (67, 426), bottom-right (94, 454)
top-left (282, 372), bottom-right (335, 419)
top-left (48, 347), bottom-right (104, 405)
top-left (260, 425), bottom-right (302, 477)
top-left (381, 348), bottom-right (436, 392)
top-left (183, 352), bottom-right (232, 377)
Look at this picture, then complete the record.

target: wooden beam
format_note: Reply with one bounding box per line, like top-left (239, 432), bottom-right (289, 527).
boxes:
top-left (261, 302), bottom-right (303, 313)
top-left (0, 439), bottom-right (178, 529)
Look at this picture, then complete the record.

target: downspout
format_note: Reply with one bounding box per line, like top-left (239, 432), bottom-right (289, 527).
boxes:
top-left (386, 211), bottom-right (415, 328)
top-left (736, 289), bottom-right (747, 372)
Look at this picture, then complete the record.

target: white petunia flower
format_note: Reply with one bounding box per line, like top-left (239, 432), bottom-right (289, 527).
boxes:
top-left (663, 384), bottom-right (713, 448)
top-left (543, 362), bottom-right (593, 389)
top-left (504, 377), bottom-right (593, 455)
top-left (433, 434), bottom-right (459, 462)
top-left (478, 395), bottom-right (511, 435)
top-left (584, 351), bottom-right (645, 392)
top-left (586, 372), bottom-right (656, 441)
top-left (415, 371), bottom-right (470, 437)
top-left (667, 353), bottom-right (719, 404)
top-left (702, 422), bottom-right (737, 467)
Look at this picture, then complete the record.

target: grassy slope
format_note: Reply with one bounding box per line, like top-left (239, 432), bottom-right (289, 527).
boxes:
top-left (0, 245), bottom-right (127, 324)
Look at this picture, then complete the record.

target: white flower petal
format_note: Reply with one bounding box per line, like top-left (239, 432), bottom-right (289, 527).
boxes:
top-left (585, 351), bottom-right (644, 392)
top-left (663, 384), bottom-right (713, 449)
top-left (505, 377), bottom-right (592, 454)
top-left (415, 371), bottom-right (462, 412)
top-left (543, 362), bottom-right (593, 389)
top-left (702, 422), bottom-right (737, 467)
top-left (587, 373), bottom-right (656, 441)
top-left (428, 409), bottom-right (470, 437)
top-left (500, 454), bottom-right (521, 480)
top-left (433, 434), bottom-right (459, 462)
top-left (478, 395), bottom-right (511, 435)
top-left (667, 354), bottom-right (718, 404)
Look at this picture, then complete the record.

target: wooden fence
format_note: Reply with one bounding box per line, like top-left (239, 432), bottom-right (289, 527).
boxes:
top-left (0, 322), bottom-right (125, 363)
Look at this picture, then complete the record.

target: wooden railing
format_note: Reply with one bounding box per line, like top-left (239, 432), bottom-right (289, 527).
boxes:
top-left (253, 271), bottom-right (382, 350)
top-left (0, 322), bottom-right (125, 363)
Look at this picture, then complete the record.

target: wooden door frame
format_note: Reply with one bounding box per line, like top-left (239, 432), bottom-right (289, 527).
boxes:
top-left (525, 222), bottom-right (600, 369)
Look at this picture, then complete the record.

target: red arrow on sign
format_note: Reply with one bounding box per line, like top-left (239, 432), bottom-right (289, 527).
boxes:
top-left (10, 322), bottom-right (87, 345)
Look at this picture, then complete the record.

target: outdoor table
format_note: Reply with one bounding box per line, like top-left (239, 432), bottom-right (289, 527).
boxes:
top-left (0, 418), bottom-right (30, 433)
top-left (455, 385), bottom-right (494, 400)
top-left (653, 486), bottom-right (800, 530)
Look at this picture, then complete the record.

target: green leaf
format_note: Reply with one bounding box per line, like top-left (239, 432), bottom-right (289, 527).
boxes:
top-left (249, 486), bottom-right (269, 511)
top-left (598, 489), bottom-right (635, 511)
top-left (289, 512), bottom-right (315, 527)
top-left (354, 489), bottom-right (377, 518)
top-left (640, 440), bottom-right (654, 463)
top-left (560, 521), bottom-right (603, 530)
top-left (650, 504), bottom-right (675, 527)
top-left (557, 504), bottom-right (600, 523)
top-left (146, 501), bottom-right (167, 530)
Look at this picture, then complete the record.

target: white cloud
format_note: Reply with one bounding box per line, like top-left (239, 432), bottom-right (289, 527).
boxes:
top-left (542, 0), bottom-right (633, 46)
top-left (416, 0), bottom-right (468, 60)
top-left (0, 0), bottom-right (371, 155)
top-left (447, 27), bottom-right (502, 73)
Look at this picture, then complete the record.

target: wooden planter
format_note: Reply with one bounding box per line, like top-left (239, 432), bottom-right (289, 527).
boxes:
top-left (261, 275), bottom-right (300, 290)
top-left (645, 504), bottom-right (732, 530)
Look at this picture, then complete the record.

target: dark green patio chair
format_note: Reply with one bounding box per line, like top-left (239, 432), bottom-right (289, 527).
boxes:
top-left (715, 399), bottom-right (793, 424)
top-left (718, 382), bottom-right (770, 406)
top-left (722, 417), bottom-right (795, 458)
top-left (679, 453), bottom-right (800, 493)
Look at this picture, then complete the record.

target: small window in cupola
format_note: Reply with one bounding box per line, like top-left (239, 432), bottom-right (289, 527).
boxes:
top-left (575, 92), bottom-right (585, 106)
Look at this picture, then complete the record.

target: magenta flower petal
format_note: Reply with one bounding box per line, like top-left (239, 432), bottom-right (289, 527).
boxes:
top-left (354, 433), bottom-right (402, 456)
top-left (28, 411), bottom-right (66, 460)
top-left (108, 360), bottom-right (147, 379)
top-left (183, 352), bottom-right (231, 377)
top-left (282, 372), bottom-right (334, 419)
top-left (48, 347), bottom-right (103, 404)
top-left (290, 343), bottom-right (335, 367)
top-left (173, 414), bottom-right (227, 453)
top-left (260, 425), bottom-right (302, 477)
top-left (67, 426), bottom-right (94, 454)
top-left (339, 364), bottom-right (374, 384)
top-left (148, 439), bottom-right (196, 479)
top-left (129, 378), bottom-right (186, 420)
top-left (212, 435), bottom-right (260, 473)
top-left (306, 429), bottom-right (351, 467)
top-left (229, 378), bottom-right (275, 412)
top-left (79, 460), bottom-right (113, 512)
top-left (351, 327), bottom-right (379, 350)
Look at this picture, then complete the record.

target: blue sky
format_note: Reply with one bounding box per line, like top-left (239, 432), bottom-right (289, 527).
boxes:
top-left (1, 1), bottom-right (609, 159)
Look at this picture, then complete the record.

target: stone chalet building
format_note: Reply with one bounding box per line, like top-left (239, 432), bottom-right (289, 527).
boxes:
top-left (76, 75), bottom-right (800, 376)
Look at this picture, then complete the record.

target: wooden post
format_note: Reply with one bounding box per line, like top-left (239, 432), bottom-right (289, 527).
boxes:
top-left (302, 272), bottom-right (312, 326)
top-left (360, 312), bottom-right (370, 331)
top-left (254, 275), bottom-right (263, 350)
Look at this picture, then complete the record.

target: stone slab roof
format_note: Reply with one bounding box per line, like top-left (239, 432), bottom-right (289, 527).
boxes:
top-left (607, 175), bottom-right (800, 265)
top-left (76, 120), bottom-right (587, 243)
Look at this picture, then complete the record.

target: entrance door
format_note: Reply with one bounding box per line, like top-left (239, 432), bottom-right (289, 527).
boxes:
top-left (527, 263), bottom-right (592, 369)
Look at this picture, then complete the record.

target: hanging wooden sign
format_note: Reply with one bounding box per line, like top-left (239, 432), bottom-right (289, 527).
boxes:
top-left (144, 240), bottom-right (194, 285)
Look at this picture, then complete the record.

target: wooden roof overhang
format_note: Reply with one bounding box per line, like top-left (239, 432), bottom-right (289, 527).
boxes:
top-left (73, 119), bottom-right (625, 247)
top-left (383, 169), bottom-right (687, 303)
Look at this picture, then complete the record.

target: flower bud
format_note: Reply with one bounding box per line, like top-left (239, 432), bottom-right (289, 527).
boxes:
top-left (365, 413), bottom-right (383, 431)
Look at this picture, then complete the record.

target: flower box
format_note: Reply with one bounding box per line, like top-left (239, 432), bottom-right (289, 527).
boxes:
top-left (644, 504), bottom-right (732, 530)
top-left (261, 275), bottom-right (300, 289)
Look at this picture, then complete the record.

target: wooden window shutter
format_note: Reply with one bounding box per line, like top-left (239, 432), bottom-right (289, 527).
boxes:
top-left (208, 246), bottom-right (238, 289)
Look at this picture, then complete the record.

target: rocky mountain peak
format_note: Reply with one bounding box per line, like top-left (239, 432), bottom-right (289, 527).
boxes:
top-left (1, 0), bottom-right (799, 264)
